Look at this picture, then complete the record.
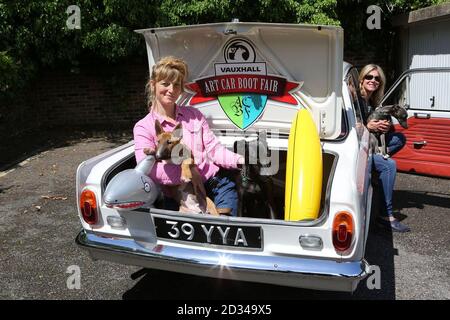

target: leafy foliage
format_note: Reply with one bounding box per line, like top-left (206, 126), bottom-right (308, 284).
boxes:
top-left (336, 0), bottom-right (448, 74)
top-left (0, 0), bottom-right (446, 99)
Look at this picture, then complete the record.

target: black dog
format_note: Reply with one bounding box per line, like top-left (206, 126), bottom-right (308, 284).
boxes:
top-left (233, 131), bottom-right (278, 219)
top-left (367, 104), bottom-right (408, 158)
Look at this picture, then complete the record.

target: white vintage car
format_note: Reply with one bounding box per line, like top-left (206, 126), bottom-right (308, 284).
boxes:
top-left (76, 22), bottom-right (374, 292)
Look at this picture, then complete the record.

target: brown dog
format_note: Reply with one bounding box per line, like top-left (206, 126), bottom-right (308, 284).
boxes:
top-left (144, 120), bottom-right (218, 215)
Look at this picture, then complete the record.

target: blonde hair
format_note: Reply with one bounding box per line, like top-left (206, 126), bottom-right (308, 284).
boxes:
top-left (145, 56), bottom-right (189, 108)
top-left (359, 64), bottom-right (386, 108)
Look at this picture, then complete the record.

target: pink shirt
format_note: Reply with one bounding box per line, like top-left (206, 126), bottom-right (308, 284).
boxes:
top-left (134, 105), bottom-right (241, 185)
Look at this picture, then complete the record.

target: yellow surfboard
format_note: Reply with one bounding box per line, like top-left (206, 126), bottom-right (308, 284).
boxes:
top-left (285, 108), bottom-right (323, 221)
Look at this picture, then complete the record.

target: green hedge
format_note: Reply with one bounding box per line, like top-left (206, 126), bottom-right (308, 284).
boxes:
top-left (0, 0), bottom-right (446, 101)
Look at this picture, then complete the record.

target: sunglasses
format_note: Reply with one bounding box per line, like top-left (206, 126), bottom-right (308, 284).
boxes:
top-left (364, 74), bottom-right (381, 82)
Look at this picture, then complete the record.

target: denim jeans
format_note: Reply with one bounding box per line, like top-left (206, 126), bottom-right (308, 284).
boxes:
top-left (373, 155), bottom-right (397, 217)
top-left (163, 169), bottom-right (238, 216)
top-left (205, 170), bottom-right (238, 216)
top-left (386, 132), bottom-right (406, 156)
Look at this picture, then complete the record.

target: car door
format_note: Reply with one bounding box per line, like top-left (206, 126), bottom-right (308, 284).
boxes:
top-left (382, 68), bottom-right (450, 178)
top-left (345, 67), bottom-right (373, 246)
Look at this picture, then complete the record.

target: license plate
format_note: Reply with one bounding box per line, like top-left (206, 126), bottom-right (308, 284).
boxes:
top-left (154, 217), bottom-right (262, 249)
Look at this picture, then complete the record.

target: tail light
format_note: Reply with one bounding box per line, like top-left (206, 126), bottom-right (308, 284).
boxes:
top-left (332, 211), bottom-right (354, 253)
top-left (80, 189), bottom-right (98, 225)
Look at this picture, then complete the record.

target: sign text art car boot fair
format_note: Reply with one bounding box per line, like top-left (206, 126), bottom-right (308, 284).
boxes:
top-left (186, 38), bottom-right (303, 130)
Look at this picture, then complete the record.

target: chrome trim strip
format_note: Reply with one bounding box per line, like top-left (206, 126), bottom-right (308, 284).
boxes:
top-left (381, 67), bottom-right (450, 105)
top-left (76, 230), bottom-right (369, 292)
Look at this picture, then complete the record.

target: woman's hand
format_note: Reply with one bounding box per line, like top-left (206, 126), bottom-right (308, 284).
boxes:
top-left (143, 148), bottom-right (156, 156)
top-left (367, 119), bottom-right (391, 133)
top-left (237, 156), bottom-right (245, 169)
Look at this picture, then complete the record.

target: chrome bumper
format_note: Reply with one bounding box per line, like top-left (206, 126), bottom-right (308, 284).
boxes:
top-left (76, 230), bottom-right (369, 292)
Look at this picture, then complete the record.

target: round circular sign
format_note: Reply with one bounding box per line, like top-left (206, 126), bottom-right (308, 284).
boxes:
top-left (224, 38), bottom-right (256, 63)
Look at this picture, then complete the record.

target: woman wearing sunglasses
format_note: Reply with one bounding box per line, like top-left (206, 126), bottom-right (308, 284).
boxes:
top-left (359, 64), bottom-right (410, 232)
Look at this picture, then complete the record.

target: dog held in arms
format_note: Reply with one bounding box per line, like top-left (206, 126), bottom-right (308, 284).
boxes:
top-left (367, 104), bottom-right (408, 159)
top-left (233, 131), bottom-right (278, 219)
top-left (144, 120), bottom-right (219, 215)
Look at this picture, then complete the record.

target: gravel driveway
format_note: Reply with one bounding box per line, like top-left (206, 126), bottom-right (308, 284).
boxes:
top-left (0, 134), bottom-right (449, 300)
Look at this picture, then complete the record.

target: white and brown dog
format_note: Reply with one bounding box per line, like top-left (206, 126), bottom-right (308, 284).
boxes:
top-left (144, 120), bottom-right (218, 215)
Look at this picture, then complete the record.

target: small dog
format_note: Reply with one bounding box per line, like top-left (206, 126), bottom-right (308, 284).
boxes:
top-left (367, 104), bottom-right (408, 159)
top-left (144, 120), bottom-right (218, 215)
top-left (233, 131), bottom-right (278, 219)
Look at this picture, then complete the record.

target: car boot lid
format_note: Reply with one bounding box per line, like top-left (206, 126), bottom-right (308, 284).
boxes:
top-left (136, 22), bottom-right (343, 138)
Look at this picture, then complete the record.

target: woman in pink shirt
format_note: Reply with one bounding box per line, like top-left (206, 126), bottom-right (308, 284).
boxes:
top-left (134, 56), bottom-right (244, 216)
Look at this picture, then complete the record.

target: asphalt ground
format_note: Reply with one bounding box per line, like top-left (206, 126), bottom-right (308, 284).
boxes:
top-left (0, 134), bottom-right (449, 300)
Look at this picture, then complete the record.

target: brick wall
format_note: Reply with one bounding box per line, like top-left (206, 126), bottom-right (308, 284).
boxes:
top-left (345, 50), bottom-right (399, 89)
top-left (35, 62), bottom-right (149, 127)
top-left (345, 50), bottom-right (384, 71)
top-left (1, 51), bottom-right (388, 142)
top-left (0, 62), bottom-right (149, 141)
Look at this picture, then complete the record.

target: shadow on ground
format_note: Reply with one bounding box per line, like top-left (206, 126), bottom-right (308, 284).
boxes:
top-left (122, 268), bottom-right (356, 300)
top-left (0, 125), bottom-right (133, 171)
top-left (122, 203), bottom-right (397, 300)
top-left (394, 190), bottom-right (450, 210)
